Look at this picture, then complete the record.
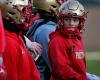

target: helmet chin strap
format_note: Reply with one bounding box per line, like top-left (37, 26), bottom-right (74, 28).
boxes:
top-left (64, 27), bottom-right (80, 33)
top-left (64, 23), bottom-right (79, 28)
top-left (63, 27), bottom-right (82, 40)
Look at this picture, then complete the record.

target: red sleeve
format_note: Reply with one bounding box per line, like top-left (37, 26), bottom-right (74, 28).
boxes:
top-left (48, 38), bottom-right (82, 80)
top-left (0, 11), bottom-right (5, 54)
top-left (27, 54), bottom-right (40, 80)
top-left (3, 36), bottom-right (19, 80)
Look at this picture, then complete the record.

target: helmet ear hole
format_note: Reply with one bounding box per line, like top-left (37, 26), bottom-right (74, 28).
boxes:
top-left (51, 5), bottom-right (57, 8)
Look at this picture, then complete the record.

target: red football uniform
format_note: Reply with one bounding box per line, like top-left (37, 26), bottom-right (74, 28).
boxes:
top-left (3, 29), bottom-right (40, 80)
top-left (48, 31), bottom-right (87, 80)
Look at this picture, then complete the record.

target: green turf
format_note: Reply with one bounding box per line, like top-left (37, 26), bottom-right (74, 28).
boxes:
top-left (86, 60), bottom-right (100, 76)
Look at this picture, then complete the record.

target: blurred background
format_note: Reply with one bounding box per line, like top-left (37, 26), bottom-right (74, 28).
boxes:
top-left (79, 0), bottom-right (100, 76)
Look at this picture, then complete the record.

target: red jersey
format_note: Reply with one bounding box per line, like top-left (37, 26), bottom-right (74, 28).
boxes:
top-left (0, 11), bottom-right (5, 54)
top-left (48, 31), bottom-right (87, 80)
top-left (3, 30), bottom-right (40, 80)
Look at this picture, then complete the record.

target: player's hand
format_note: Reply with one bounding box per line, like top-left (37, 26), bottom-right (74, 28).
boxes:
top-left (29, 42), bottom-right (42, 61)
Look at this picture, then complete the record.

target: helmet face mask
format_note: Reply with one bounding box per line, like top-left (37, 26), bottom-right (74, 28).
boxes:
top-left (0, 0), bottom-right (34, 31)
top-left (0, 0), bottom-right (29, 24)
top-left (58, 0), bottom-right (87, 32)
